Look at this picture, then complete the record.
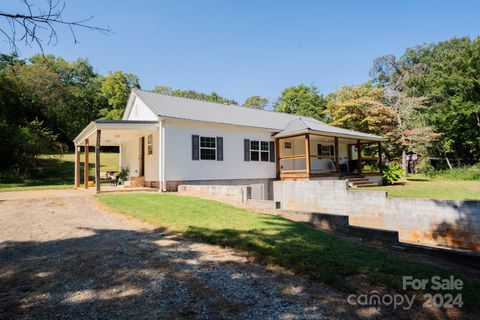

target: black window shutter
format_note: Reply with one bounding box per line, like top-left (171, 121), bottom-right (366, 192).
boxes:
top-left (269, 141), bottom-right (275, 162)
top-left (244, 139), bottom-right (250, 161)
top-left (330, 145), bottom-right (334, 156)
top-left (216, 137), bottom-right (223, 161)
top-left (192, 135), bottom-right (199, 160)
top-left (317, 144), bottom-right (322, 156)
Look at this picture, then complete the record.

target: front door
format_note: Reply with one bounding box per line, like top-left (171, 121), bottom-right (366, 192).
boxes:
top-left (139, 137), bottom-right (145, 176)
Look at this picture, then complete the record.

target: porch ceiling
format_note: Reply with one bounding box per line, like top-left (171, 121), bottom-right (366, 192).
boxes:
top-left (73, 120), bottom-right (159, 146)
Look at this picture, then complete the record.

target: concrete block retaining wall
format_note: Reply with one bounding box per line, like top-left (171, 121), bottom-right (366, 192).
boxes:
top-left (177, 185), bottom-right (249, 204)
top-left (274, 180), bottom-right (480, 251)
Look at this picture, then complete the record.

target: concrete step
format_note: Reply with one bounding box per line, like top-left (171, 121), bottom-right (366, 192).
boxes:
top-left (351, 181), bottom-right (374, 185)
top-left (354, 183), bottom-right (379, 188)
top-left (340, 175), bottom-right (365, 180)
top-left (348, 178), bottom-right (369, 182)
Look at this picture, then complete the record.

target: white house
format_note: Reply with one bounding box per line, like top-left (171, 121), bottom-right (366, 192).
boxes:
top-left (73, 89), bottom-right (385, 197)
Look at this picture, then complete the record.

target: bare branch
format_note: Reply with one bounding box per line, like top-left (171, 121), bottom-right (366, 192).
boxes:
top-left (0, 0), bottom-right (112, 53)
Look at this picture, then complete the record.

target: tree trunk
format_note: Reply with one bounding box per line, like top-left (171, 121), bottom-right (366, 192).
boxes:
top-left (445, 155), bottom-right (453, 170)
top-left (401, 148), bottom-right (407, 171)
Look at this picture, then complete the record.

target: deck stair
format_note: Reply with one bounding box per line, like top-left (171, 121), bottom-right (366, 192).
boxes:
top-left (345, 176), bottom-right (379, 188)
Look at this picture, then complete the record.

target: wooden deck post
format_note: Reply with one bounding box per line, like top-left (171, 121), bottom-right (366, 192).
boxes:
top-left (275, 138), bottom-right (280, 179)
top-left (84, 139), bottom-right (89, 189)
top-left (378, 141), bottom-right (383, 173)
top-left (95, 130), bottom-right (101, 193)
top-left (305, 133), bottom-right (311, 177)
top-left (347, 144), bottom-right (352, 173)
top-left (334, 137), bottom-right (340, 172)
top-left (356, 139), bottom-right (362, 174)
top-left (75, 145), bottom-right (80, 188)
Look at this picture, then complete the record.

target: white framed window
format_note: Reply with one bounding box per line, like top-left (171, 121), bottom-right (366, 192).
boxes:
top-left (318, 144), bottom-right (333, 156)
top-left (147, 134), bottom-right (153, 155)
top-left (200, 136), bottom-right (216, 160)
top-left (250, 140), bottom-right (269, 162)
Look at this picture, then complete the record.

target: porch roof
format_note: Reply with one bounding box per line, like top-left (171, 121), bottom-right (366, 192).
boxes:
top-left (273, 118), bottom-right (385, 142)
top-left (73, 120), bottom-right (159, 146)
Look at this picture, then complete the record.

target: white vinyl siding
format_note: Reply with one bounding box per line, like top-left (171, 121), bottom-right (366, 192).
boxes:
top-left (164, 119), bottom-right (275, 181)
top-left (125, 97), bottom-right (158, 121)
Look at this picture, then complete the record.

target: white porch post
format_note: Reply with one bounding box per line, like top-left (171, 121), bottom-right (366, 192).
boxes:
top-left (160, 119), bottom-right (166, 192)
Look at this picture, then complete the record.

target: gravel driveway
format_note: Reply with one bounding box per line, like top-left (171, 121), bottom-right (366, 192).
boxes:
top-left (0, 190), bottom-right (354, 320)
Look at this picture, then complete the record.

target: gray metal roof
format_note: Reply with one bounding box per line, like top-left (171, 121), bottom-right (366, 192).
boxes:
top-left (274, 118), bottom-right (385, 141)
top-left (133, 89), bottom-right (384, 141)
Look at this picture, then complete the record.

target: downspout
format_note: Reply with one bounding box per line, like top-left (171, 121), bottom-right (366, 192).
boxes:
top-left (160, 119), bottom-right (166, 191)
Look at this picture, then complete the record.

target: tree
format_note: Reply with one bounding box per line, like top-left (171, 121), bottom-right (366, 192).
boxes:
top-left (370, 37), bottom-right (480, 165)
top-left (326, 84), bottom-right (428, 164)
top-left (153, 85), bottom-right (238, 105)
top-left (274, 84), bottom-right (327, 121)
top-left (326, 84), bottom-right (391, 133)
top-left (152, 85), bottom-right (172, 95)
top-left (100, 71), bottom-right (140, 119)
top-left (244, 95), bottom-right (268, 110)
top-left (0, 53), bottom-right (135, 177)
top-left (0, 0), bottom-right (111, 52)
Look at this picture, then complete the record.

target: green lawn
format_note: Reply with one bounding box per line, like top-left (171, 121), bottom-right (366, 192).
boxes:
top-left (98, 193), bottom-right (480, 314)
top-left (366, 175), bottom-right (480, 200)
top-left (0, 152), bottom-right (118, 192)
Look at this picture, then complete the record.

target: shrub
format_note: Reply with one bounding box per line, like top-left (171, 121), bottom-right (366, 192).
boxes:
top-left (382, 163), bottom-right (404, 185)
top-left (433, 164), bottom-right (480, 181)
top-left (417, 158), bottom-right (435, 177)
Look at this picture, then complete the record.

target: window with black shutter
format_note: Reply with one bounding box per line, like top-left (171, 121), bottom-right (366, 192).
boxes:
top-left (249, 140), bottom-right (271, 162)
top-left (200, 136), bottom-right (216, 160)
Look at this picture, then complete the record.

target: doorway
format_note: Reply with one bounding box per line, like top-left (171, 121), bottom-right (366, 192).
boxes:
top-left (139, 137), bottom-right (145, 176)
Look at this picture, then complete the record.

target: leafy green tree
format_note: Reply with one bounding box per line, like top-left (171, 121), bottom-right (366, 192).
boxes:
top-left (371, 37), bottom-right (480, 164)
top-left (244, 95), bottom-right (268, 110)
top-left (0, 53), bottom-right (108, 176)
top-left (274, 84), bottom-right (327, 121)
top-left (153, 85), bottom-right (238, 105)
top-left (326, 84), bottom-right (428, 165)
top-left (100, 71), bottom-right (140, 119)
top-left (153, 85), bottom-right (172, 95)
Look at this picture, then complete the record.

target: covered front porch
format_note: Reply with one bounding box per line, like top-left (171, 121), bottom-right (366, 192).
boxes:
top-left (275, 132), bottom-right (384, 180)
top-left (73, 120), bottom-right (160, 193)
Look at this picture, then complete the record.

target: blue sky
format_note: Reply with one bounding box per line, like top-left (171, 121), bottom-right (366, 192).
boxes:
top-left (2, 0), bottom-right (479, 104)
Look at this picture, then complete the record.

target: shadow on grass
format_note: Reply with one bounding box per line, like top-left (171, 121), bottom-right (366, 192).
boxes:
top-left (406, 178), bottom-right (431, 182)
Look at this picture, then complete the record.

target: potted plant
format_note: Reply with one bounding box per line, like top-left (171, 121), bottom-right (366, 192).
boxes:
top-left (118, 167), bottom-right (129, 185)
